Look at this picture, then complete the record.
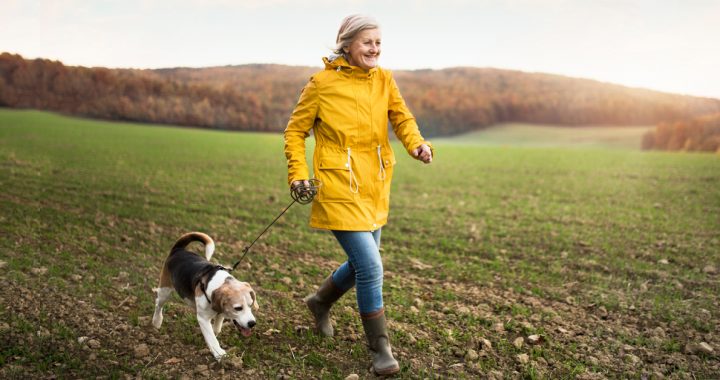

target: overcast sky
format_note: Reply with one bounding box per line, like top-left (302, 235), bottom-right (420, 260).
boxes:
top-left (2, 0), bottom-right (718, 98)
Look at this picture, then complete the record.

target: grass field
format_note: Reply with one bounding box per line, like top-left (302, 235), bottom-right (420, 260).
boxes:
top-left (435, 123), bottom-right (655, 150)
top-left (1, 109), bottom-right (719, 379)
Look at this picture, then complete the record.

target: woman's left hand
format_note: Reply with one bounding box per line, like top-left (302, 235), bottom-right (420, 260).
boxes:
top-left (411, 144), bottom-right (432, 164)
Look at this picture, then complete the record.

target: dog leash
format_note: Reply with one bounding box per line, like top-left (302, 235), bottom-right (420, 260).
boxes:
top-left (229, 179), bottom-right (321, 272)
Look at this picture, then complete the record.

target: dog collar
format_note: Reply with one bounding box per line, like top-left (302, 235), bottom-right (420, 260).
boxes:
top-left (194, 265), bottom-right (231, 309)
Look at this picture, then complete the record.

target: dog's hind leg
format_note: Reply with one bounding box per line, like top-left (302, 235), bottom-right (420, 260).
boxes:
top-left (152, 265), bottom-right (173, 329)
top-left (212, 316), bottom-right (224, 335)
top-left (152, 287), bottom-right (173, 329)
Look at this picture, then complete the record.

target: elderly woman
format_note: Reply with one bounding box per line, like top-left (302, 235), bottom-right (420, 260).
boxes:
top-left (284, 14), bottom-right (433, 375)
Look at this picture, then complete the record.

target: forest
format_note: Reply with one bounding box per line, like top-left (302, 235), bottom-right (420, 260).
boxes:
top-left (2, 52), bottom-right (719, 150)
top-left (642, 113), bottom-right (720, 152)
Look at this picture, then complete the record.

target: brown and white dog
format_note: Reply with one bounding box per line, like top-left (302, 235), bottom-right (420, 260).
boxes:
top-left (152, 232), bottom-right (258, 360)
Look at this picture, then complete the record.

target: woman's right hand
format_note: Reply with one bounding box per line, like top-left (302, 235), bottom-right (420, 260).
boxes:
top-left (291, 180), bottom-right (311, 192)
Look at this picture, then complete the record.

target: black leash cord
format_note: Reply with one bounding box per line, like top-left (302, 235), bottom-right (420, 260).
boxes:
top-left (230, 179), bottom-right (321, 271)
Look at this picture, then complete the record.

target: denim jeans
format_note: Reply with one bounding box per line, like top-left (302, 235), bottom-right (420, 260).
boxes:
top-left (331, 229), bottom-right (383, 315)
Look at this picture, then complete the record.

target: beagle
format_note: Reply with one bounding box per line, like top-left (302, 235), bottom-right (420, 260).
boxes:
top-left (152, 232), bottom-right (258, 361)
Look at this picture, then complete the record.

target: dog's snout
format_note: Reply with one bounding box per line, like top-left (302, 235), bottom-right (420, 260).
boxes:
top-left (248, 320), bottom-right (256, 328)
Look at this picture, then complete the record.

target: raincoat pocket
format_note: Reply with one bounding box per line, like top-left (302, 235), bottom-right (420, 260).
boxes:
top-left (316, 153), bottom-right (355, 203)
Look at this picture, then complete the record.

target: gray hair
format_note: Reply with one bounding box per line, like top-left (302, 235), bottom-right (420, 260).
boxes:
top-left (333, 14), bottom-right (380, 55)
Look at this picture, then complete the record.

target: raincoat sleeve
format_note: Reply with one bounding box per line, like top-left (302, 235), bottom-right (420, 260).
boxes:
top-left (387, 71), bottom-right (434, 157)
top-left (284, 77), bottom-right (319, 186)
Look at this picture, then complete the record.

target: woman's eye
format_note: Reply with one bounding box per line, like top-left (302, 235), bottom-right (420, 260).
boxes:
top-left (234, 306), bottom-right (243, 311)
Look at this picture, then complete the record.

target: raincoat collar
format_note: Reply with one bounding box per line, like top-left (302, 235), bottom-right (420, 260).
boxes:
top-left (323, 55), bottom-right (378, 78)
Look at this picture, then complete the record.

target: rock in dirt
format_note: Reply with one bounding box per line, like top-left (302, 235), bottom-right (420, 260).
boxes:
top-left (402, 333), bottom-right (415, 345)
top-left (87, 339), bottom-right (101, 349)
top-left (686, 342), bottom-right (714, 355)
top-left (134, 343), bottom-right (150, 358)
top-left (70, 274), bottom-right (82, 282)
top-left (597, 306), bottom-right (609, 319)
top-left (263, 328), bottom-right (280, 336)
top-left (488, 370), bottom-right (504, 380)
top-left (517, 353), bottom-right (530, 364)
top-left (0, 260), bottom-right (6, 268)
top-left (493, 322), bottom-right (505, 333)
top-left (30, 267), bottom-right (48, 275)
top-left (479, 338), bottom-right (492, 350)
top-left (703, 265), bottom-right (717, 274)
top-left (345, 374), bottom-right (359, 380)
top-left (226, 356), bottom-right (243, 369)
top-left (527, 334), bottom-right (543, 345)
top-left (465, 349), bottom-right (479, 362)
top-left (195, 364), bottom-right (209, 376)
top-left (657, 259), bottom-right (669, 265)
top-left (513, 337), bottom-right (524, 349)
top-left (280, 277), bottom-right (292, 285)
top-left (77, 336), bottom-right (89, 344)
top-left (624, 353), bottom-right (641, 365)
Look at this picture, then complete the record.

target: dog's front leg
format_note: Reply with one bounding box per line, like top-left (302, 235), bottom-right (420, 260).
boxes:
top-left (197, 313), bottom-right (226, 360)
top-left (212, 316), bottom-right (224, 335)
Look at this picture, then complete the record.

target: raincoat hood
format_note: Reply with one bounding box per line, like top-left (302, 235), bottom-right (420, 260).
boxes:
top-left (323, 55), bottom-right (379, 76)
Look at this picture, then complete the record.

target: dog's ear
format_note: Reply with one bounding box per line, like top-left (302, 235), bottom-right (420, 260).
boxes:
top-left (250, 289), bottom-right (259, 310)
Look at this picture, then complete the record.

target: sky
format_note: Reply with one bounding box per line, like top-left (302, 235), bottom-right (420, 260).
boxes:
top-left (2, 0), bottom-right (719, 98)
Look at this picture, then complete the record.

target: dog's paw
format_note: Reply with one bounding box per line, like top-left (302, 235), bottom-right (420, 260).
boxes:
top-left (152, 314), bottom-right (163, 329)
top-left (213, 349), bottom-right (227, 361)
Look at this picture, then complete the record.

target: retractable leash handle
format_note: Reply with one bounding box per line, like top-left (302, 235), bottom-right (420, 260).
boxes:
top-left (230, 179), bottom-right (321, 271)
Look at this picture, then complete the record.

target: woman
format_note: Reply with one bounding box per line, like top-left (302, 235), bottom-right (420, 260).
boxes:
top-left (284, 14), bottom-right (433, 375)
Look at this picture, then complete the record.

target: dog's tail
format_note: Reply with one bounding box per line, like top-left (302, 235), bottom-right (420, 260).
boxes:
top-left (171, 232), bottom-right (216, 260)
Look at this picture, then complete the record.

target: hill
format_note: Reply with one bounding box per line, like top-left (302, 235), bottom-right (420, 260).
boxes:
top-left (2, 52), bottom-right (720, 136)
top-left (435, 123), bottom-right (654, 149)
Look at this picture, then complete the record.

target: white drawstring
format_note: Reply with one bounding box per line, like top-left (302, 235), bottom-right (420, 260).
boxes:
top-left (377, 145), bottom-right (386, 180)
top-left (347, 148), bottom-right (359, 193)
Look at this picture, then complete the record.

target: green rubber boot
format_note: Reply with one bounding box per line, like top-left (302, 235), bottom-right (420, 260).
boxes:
top-left (361, 310), bottom-right (400, 375)
top-left (304, 274), bottom-right (349, 337)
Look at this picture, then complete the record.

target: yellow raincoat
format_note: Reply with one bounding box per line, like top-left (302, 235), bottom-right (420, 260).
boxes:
top-left (284, 56), bottom-right (432, 231)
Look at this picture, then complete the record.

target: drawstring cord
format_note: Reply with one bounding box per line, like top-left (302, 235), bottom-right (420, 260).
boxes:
top-left (376, 145), bottom-right (386, 180)
top-left (347, 148), bottom-right (359, 193)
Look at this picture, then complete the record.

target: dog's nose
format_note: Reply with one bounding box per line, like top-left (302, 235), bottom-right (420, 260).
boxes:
top-left (248, 320), bottom-right (256, 328)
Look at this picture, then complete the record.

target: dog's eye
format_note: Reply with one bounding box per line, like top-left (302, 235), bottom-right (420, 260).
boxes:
top-left (234, 306), bottom-right (243, 311)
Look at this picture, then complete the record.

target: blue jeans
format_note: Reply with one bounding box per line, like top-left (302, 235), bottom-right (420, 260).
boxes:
top-left (331, 229), bottom-right (383, 315)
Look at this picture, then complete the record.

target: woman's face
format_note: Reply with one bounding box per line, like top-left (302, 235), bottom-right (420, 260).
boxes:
top-left (344, 28), bottom-right (382, 70)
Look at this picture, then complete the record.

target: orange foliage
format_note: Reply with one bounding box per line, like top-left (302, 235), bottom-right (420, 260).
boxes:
top-left (2, 52), bottom-right (720, 137)
top-left (643, 113), bottom-right (720, 152)
top-left (0, 53), bottom-right (264, 130)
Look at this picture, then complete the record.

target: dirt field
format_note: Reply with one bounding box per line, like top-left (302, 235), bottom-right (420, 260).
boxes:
top-left (1, 110), bottom-right (718, 378)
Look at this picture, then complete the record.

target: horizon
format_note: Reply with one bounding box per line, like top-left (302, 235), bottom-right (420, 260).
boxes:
top-left (7, 50), bottom-right (718, 101)
top-left (2, 0), bottom-right (719, 99)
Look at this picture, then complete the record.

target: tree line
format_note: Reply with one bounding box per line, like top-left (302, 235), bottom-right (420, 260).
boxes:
top-left (2, 52), bottom-right (720, 145)
top-left (642, 113), bottom-right (720, 152)
top-left (0, 53), bottom-right (266, 131)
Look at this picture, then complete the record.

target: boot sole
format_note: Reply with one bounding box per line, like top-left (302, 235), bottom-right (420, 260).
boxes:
top-left (374, 365), bottom-right (400, 376)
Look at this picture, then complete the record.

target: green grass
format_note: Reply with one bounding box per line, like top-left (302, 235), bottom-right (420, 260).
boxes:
top-left (1, 109), bottom-right (719, 378)
top-left (435, 123), bottom-right (655, 149)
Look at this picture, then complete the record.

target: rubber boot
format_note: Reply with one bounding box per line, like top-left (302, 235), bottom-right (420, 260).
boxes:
top-left (304, 274), bottom-right (348, 337)
top-left (361, 310), bottom-right (400, 375)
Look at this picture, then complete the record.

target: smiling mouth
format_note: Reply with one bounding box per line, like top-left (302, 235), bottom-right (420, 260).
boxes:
top-left (233, 320), bottom-right (253, 337)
